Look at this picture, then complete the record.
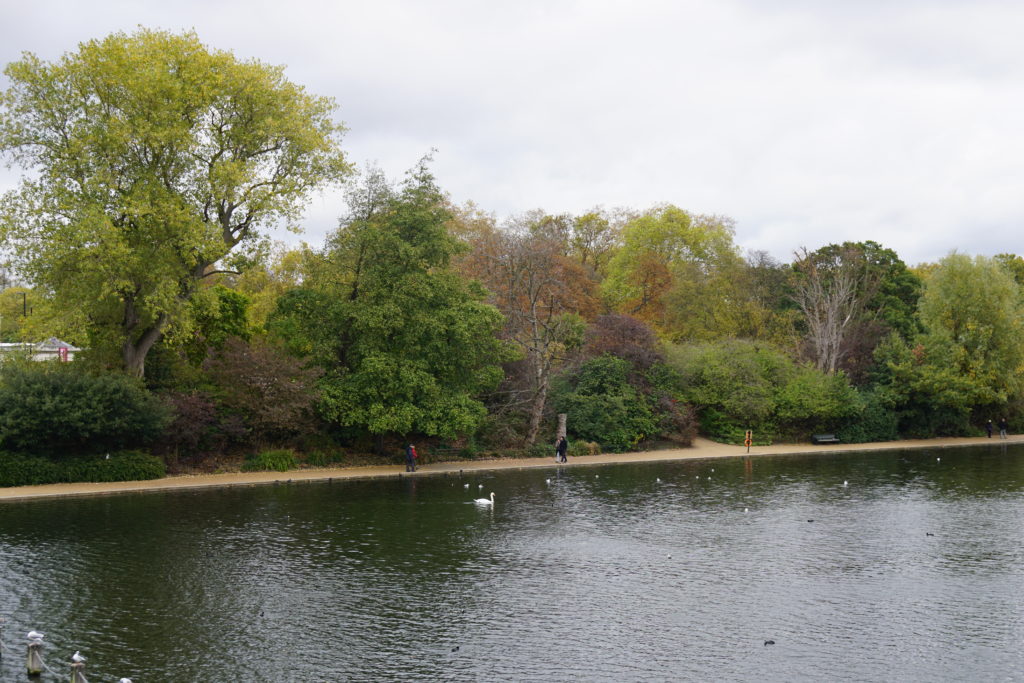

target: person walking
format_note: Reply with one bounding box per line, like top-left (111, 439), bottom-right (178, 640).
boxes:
top-left (555, 436), bottom-right (568, 463)
top-left (999, 418), bottom-right (1009, 440)
top-left (405, 443), bottom-right (418, 472)
top-left (986, 419), bottom-right (994, 438)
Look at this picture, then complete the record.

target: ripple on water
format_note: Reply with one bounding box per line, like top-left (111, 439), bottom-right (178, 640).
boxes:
top-left (3, 446), bottom-right (1024, 680)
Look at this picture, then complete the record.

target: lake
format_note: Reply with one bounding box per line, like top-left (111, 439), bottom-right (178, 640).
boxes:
top-left (2, 443), bottom-right (1024, 681)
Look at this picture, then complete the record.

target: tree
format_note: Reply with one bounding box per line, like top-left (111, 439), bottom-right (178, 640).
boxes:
top-left (458, 214), bottom-right (598, 444)
top-left (601, 205), bottom-right (741, 338)
top-left (994, 253), bottom-right (1024, 287)
top-left (272, 163), bottom-right (510, 441)
top-left (583, 314), bottom-right (662, 372)
top-left (0, 29), bottom-right (350, 377)
top-left (917, 252), bottom-right (1024, 402)
top-left (551, 355), bottom-right (657, 452)
top-left (570, 208), bottom-right (624, 276)
top-left (204, 337), bottom-right (321, 445)
top-left (790, 241), bottom-right (918, 377)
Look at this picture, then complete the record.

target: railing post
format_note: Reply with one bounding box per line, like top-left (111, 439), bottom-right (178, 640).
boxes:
top-left (26, 640), bottom-right (43, 676)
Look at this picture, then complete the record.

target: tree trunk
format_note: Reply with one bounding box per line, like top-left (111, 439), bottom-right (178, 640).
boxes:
top-left (525, 373), bottom-right (549, 446)
top-left (121, 319), bottom-right (166, 379)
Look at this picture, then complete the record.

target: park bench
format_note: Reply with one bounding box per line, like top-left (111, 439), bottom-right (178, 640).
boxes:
top-left (811, 433), bottom-right (841, 445)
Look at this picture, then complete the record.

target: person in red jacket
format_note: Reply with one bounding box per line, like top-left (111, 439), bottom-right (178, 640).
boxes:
top-left (405, 443), bottom-right (418, 472)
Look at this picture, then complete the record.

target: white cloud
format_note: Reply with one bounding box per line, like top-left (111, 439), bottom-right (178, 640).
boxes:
top-left (2, 0), bottom-right (1023, 265)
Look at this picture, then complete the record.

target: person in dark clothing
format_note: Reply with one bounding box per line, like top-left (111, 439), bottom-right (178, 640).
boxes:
top-left (555, 436), bottom-right (568, 463)
top-left (986, 420), bottom-right (994, 438)
top-left (405, 443), bottom-right (418, 472)
top-left (999, 418), bottom-right (1009, 440)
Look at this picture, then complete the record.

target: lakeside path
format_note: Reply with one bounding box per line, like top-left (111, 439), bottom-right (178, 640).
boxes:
top-left (2, 434), bottom-right (1021, 502)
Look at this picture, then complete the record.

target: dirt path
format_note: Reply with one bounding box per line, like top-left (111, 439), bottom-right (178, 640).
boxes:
top-left (1, 434), bottom-right (1019, 502)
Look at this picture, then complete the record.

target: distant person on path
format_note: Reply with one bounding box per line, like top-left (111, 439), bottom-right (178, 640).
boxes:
top-left (986, 420), bottom-right (994, 438)
top-left (405, 443), bottom-right (418, 472)
top-left (999, 418), bottom-right (1009, 440)
top-left (555, 436), bottom-right (568, 463)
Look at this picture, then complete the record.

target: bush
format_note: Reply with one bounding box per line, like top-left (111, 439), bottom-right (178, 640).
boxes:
top-left (526, 442), bottom-right (552, 459)
top-left (304, 449), bottom-right (346, 466)
top-left (0, 453), bottom-right (63, 487)
top-left (568, 440), bottom-right (600, 457)
top-left (204, 338), bottom-right (322, 445)
top-left (839, 388), bottom-right (899, 443)
top-left (63, 451), bottom-right (166, 482)
top-left (0, 362), bottom-right (170, 457)
top-left (241, 449), bottom-right (297, 472)
top-left (666, 339), bottom-right (860, 443)
top-left (0, 450), bottom-right (165, 487)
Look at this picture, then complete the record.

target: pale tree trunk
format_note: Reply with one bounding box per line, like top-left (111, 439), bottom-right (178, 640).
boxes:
top-left (793, 248), bottom-right (865, 374)
top-left (525, 356), bottom-right (550, 446)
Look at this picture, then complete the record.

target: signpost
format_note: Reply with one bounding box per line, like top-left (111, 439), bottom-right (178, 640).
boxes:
top-left (745, 430), bottom-right (752, 453)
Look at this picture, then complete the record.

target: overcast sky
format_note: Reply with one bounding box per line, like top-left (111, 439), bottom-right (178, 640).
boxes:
top-left (2, 0), bottom-right (1023, 265)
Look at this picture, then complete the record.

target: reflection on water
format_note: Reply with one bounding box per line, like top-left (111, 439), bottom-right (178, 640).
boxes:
top-left (2, 444), bottom-right (1024, 681)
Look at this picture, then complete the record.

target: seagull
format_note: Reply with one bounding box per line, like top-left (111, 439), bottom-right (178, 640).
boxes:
top-left (27, 631), bottom-right (44, 641)
top-left (936, 457), bottom-right (941, 462)
top-left (595, 474), bottom-right (599, 478)
top-left (72, 651), bottom-right (86, 663)
top-left (656, 477), bottom-right (661, 483)
top-left (843, 480), bottom-right (848, 487)
top-left (545, 478), bottom-right (551, 484)
top-left (119, 679), bottom-right (133, 683)
top-left (474, 492), bottom-right (495, 506)
top-left (710, 468), bottom-right (715, 472)
top-left (478, 484), bottom-right (483, 489)
top-left (744, 507), bottom-right (748, 513)
top-left (463, 483), bottom-right (469, 489)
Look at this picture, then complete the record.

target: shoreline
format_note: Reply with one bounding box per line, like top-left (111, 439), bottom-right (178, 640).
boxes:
top-left (1, 434), bottom-right (1019, 502)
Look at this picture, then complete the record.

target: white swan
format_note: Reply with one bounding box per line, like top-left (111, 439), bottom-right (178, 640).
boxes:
top-left (474, 492), bottom-right (495, 506)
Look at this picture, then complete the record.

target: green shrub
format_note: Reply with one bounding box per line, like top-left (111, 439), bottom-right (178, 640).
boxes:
top-left (304, 449), bottom-right (347, 466)
top-left (0, 362), bottom-right (170, 457)
top-left (0, 453), bottom-right (64, 487)
top-left (64, 451), bottom-right (166, 482)
top-left (0, 450), bottom-right (165, 487)
top-left (552, 356), bottom-right (657, 452)
top-left (567, 440), bottom-right (600, 457)
top-left (526, 442), bottom-right (552, 459)
top-left (666, 339), bottom-right (860, 443)
top-left (241, 449), bottom-right (297, 472)
top-left (838, 388), bottom-right (899, 443)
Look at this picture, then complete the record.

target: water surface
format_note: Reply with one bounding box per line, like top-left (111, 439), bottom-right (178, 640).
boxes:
top-left (2, 444), bottom-right (1024, 681)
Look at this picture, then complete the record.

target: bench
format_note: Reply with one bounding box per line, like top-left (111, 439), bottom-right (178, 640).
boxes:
top-left (811, 433), bottom-right (840, 445)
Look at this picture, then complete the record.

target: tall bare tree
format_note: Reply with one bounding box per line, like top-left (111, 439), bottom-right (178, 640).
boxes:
top-left (791, 245), bottom-right (882, 374)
